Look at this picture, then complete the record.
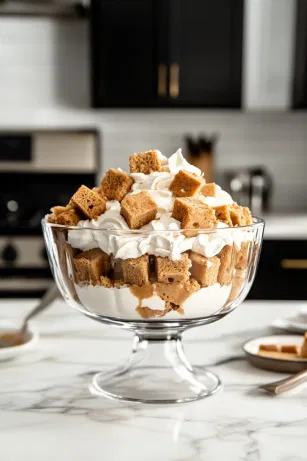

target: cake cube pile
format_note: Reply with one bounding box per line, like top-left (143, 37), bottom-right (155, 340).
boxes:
top-left (47, 147), bottom-right (256, 320)
top-left (214, 203), bottom-right (252, 227)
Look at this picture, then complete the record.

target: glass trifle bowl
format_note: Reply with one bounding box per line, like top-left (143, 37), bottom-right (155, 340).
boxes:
top-left (42, 217), bottom-right (264, 404)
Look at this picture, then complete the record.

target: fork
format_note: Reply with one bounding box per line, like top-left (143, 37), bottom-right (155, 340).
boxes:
top-left (259, 369), bottom-right (307, 395)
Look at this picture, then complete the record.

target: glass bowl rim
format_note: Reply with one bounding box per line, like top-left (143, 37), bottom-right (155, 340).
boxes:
top-left (42, 216), bottom-right (265, 234)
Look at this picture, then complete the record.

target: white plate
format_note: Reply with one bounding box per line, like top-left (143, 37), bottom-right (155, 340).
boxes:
top-left (272, 317), bottom-right (307, 334)
top-left (0, 322), bottom-right (39, 361)
top-left (299, 305), bottom-right (307, 320)
top-left (243, 335), bottom-right (307, 373)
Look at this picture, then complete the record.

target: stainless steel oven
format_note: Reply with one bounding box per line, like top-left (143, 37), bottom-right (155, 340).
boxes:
top-left (0, 129), bottom-right (99, 297)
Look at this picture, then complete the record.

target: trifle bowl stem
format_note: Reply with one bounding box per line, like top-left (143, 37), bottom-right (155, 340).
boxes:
top-left (90, 329), bottom-right (221, 404)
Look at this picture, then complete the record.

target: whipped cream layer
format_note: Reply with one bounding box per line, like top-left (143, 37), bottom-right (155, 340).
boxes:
top-left (75, 283), bottom-right (232, 321)
top-left (68, 149), bottom-right (253, 260)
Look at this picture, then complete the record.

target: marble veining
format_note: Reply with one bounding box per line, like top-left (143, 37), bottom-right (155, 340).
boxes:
top-left (1, 299), bottom-right (307, 461)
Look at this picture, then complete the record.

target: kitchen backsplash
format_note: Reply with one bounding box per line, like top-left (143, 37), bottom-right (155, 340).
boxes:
top-left (0, 18), bottom-right (306, 211)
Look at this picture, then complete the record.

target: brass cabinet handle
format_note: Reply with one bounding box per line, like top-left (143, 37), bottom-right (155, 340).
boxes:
top-left (169, 63), bottom-right (180, 98)
top-left (281, 259), bottom-right (307, 269)
top-left (158, 64), bottom-right (167, 97)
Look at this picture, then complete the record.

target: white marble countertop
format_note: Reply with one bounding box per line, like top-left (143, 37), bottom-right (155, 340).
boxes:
top-left (1, 298), bottom-right (307, 461)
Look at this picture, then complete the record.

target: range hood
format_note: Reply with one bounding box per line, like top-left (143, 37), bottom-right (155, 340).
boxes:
top-left (0, 0), bottom-right (88, 17)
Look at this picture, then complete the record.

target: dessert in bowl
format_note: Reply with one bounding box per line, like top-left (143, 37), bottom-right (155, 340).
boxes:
top-left (43, 149), bottom-right (264, 403)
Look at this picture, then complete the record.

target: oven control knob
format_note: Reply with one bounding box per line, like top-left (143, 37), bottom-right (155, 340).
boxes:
top-left (1, 243), bottom-right (18, 264)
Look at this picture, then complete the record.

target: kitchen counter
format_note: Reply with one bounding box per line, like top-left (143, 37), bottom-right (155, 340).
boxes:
top-left (1, 298), bottom-right (307, 461)
top-left (263, 213), bottom-right (307, 239)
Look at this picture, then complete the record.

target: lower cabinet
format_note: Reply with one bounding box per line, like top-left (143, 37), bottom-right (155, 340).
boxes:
top-left (248, 240), bottom-right (307, 300)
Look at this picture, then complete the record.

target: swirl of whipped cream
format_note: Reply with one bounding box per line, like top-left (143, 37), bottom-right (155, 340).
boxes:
top-left (131, 171), bottom-right (174, 191)
top-left (68, 201), bottom-right (129, 252)
top-left (199, 185), bottom-right (233, 207)
top-left (168, 148), bottom-right (202, 176)
top-left (155, 150), bottom-right (169, 169)
top-left (68, 204), bottom-right (253, 260)
top-left (191, 222), bottom-right (254, 258)
top-left (130, 171), bottom-right (175, 213)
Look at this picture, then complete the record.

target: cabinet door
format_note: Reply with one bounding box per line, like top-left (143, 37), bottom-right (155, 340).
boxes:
top-left (168, 0), bottom-right (243, 107)
top-left (248, 240), bottom-right (307, 300)
top-left (90, 0), bottom-right (159, 107)
top-left (292, 0), bottom-right (307, 108)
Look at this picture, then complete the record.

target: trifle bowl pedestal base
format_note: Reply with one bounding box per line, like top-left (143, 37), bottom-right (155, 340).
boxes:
top-left (90, 331), bottom-right (222, 404)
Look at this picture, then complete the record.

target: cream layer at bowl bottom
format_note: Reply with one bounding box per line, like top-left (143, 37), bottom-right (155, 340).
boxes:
top-left (75, 283), bottom-right (232, 321)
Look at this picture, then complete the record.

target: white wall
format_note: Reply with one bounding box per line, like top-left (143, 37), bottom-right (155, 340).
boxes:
top-left (0, 18), bottom-right (307, 211)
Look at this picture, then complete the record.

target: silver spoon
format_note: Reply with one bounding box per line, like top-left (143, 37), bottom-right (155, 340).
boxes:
top-left (259, 369), bottom-right (307, 395)
top-left (0, 284), bottom-right (59, 348)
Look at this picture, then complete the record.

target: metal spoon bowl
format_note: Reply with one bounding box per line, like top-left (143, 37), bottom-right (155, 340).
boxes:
top-left (0, 284), bottom-right (59, 349)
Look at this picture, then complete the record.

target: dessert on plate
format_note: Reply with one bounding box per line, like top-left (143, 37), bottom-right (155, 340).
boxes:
top-left (47, 148), bottom-right (255, 321)
top-left (258, 333), bottom-right (307, 359)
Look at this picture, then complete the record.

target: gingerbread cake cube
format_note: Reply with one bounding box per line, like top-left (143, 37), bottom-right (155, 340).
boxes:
top-left (214, 205), bottom-right (233, 227)
top-left (201, 183), bottom-right (216, 197)
top-left (129, 150), bottom-right (162, 174)
top-left (259, 344), bottom-right (281, 352)
top-left (71, 185), bottom-right (106, 220)
top-left (155, 279), bottom-right (200, 306)
top-left (122, 255), bottom-right (149, 286)
top-left (301, 333), bottom-right (307, 358)
top-left (227, 270), bottom-right (246, 302)
top-left (169, 170), bottom-right (204, 197)
top-left (281, 345), bottom-right (299, 354)
top-left (56, 208), bottom-right (83, 226)
top-left (172, 197), bottom-right (216, 230)
top-left (229, 204), bottom-right (245, 226)
top-left (243, 207), bottom-right (253, 225)
top-left (155, 253), bottom-right (191, 283)
top-left (92, 186), bottom-right (104, 196)
top-left (121, 190), bottom-right (157, 229)
top-left (100, 168), bottom-right (134, 202)
top-left (48, 206), bottom-right (66, 223)
top-left (73, 248), bottom-right (110, 285)
top-left (217, 245), bottom-right (236, 286)
top-left (189, 252), bottom-right (220, 286)
top-left (235, 242), bottom-right (251, 271)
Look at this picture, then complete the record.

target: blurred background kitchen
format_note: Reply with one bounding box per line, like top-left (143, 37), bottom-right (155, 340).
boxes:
top-left (0, 0), bottom-right (306, 300)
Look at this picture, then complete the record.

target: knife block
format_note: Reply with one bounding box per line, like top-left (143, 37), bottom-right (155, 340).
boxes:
top-left (188, 151), bottom-right (214, 183)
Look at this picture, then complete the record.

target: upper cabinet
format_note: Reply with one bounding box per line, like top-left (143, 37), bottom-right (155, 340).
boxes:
top-left (90, 0), bottom-right (244, 108)
top-left (90, 0), bottom-right (157, 107)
